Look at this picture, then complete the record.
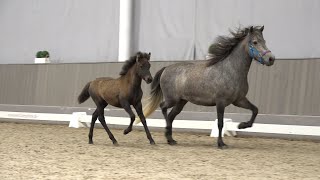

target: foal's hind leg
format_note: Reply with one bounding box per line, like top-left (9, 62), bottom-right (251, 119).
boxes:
top-left (88, 109), bottom-right (99, 144)
top-left (233, 97), bottom-right (258, 129)
top-left (97, 103), bottom-right (118, 145)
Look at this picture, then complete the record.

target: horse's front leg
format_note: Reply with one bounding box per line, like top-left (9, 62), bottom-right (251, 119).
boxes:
top-left (216, 103), bottom-right (228, 149)
top-left (134, 101), bottom-right (155, 145)
top-left (233, 97), bottom-right (258, 129)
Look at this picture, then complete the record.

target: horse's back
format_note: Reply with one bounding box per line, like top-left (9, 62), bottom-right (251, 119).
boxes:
top-left (160, 60), bottom-right (244, 106)
top-left (160, 61), bottom-right (212, 103)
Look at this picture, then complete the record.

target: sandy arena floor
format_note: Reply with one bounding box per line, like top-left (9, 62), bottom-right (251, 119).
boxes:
top-left (0, 122), bottom-right (319, 180)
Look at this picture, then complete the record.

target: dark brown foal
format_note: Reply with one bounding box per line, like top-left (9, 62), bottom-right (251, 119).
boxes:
top-left (78, 52), bottom-right (155, 145)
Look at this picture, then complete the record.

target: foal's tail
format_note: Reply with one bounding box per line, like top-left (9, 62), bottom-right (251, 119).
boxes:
top-left (135, 67), bottom-right (166, 124)
top-left (78, 82), bottom-right (91, 104)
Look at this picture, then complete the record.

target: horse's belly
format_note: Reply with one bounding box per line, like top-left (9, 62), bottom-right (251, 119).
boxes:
top-left (182, 85), bottom-right (238, 107)
top-left (188, 98), bottom-right (216, 106)
top-left (181, 89), bottom-right (216, 106)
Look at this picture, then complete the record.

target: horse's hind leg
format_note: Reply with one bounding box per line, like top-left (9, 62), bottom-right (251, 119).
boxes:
top-left (232, 97), bottom-right (258, 129)
top-left (160, 101), bottom-right (171, 143)
top-left (161, 100), bottom-right (187, 145)
top-left (88, 109), bottom-right (99, 144)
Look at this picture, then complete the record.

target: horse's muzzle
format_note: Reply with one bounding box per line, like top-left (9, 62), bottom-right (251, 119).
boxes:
top-left (266, 55), bottom-right (275, 66)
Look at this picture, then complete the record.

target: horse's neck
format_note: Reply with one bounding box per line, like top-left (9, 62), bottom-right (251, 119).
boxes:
top-left (223, 41), bottom-right (252, 77)
top-left (125, 65), bottom-right (142, 90)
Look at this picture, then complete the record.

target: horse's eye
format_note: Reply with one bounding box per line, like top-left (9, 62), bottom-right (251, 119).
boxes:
top-left (253, 41), bottom-right (258, 45)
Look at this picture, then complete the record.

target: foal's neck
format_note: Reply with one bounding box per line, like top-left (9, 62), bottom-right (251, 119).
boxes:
top-left (125, 64), bottom-right (142, 90)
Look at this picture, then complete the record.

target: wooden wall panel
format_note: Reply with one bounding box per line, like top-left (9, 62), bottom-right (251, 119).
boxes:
top-left (0, 60), bottom-right (319, 116)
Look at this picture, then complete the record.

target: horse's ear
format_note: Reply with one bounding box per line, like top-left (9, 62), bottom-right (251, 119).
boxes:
top-left (250, 26), bottom-right (254, 33)
top-left (260, 25), bottom-right (264, 32)
top-left (148, 52), bottom-right (151, 60)
top-left (245, 28), bottom-right (249, 34)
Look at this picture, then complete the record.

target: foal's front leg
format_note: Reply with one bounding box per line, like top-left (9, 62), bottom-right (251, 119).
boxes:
top-left (120, 100), bottom-right (136, 135)
top-left (134, 101), bottom-right (155, 145)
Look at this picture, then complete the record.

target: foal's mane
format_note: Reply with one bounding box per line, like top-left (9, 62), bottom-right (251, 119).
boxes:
top-left (119, 52), bottom-right (148, 76)
top-left (207, 26), bottom-right (261, 66)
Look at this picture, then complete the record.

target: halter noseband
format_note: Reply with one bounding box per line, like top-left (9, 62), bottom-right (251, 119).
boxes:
top-left (248, 42), bottom-right (271, 64)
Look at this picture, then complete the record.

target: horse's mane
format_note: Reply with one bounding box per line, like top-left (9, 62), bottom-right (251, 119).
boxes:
top-left (207, 26), bottom-right (261, 66)
top-left (119, 52), bottom-right (149, 76)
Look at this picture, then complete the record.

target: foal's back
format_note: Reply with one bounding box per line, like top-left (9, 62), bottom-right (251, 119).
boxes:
top-left (89, 77), bottom-right (122, 107)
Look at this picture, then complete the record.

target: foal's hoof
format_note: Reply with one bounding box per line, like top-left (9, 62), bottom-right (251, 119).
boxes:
top-left (88, 141), bottom-right (93, 144)
top-left (150, 140), bottom-right (156, 145)
top-left (238, 122), bottom-right (252, 129)
top-left (217, 142), bottom-right (228, 149)
top-left (167, 140), bottom-right (177, 145)
top-left (123, 129), bottom-right (131, 135)
top-left (112, 141), bottom-right (119, 146)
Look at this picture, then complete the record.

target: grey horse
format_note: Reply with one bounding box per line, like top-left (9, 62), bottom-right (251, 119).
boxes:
top-left (137, 26), bottom-right (275, 148)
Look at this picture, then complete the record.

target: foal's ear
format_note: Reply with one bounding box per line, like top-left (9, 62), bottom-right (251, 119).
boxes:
top-left (148, 52), bottom-right (151, 60)
top-left (260, 25), bottom-right (264, 32)
top-left (249, 26), bottom-right (254, 33)
top-left (136, 52), bottom-right (142, 62)
top-left (137, 51), bottom-right (142, 57)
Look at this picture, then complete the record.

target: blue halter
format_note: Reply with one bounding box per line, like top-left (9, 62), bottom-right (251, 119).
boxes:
top-left (248, 42), bottom-right (271, 65)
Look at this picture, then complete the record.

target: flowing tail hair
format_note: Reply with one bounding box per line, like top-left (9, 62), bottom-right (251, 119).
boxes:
top-left (78, 82), bottom-right (91, 104)
top-left (135, 67), bottom-right (166, 124)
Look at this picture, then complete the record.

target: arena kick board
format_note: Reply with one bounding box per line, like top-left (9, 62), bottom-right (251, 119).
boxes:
top-left (1, 111), bottom-right (320, 138)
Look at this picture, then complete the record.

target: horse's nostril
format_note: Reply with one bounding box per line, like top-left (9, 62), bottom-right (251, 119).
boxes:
top-left (269, 57), bottom-right (274, 62)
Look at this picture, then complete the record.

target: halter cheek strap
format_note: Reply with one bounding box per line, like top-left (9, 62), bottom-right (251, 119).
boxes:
top-left (248, 43), bottom-right (271, 64)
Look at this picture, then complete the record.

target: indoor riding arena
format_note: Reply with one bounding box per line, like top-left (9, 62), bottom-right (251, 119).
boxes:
top-left (1, 1), bottom-right (319, 180)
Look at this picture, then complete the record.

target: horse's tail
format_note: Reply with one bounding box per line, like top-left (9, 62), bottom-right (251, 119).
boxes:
top-left (78, 82), bottom-right (91, 104)
top-left (135, 67), bottom-right (166, 124)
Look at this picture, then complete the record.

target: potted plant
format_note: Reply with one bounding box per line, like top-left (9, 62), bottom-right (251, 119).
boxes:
top-left (35, 50), bottom-right (50, 63)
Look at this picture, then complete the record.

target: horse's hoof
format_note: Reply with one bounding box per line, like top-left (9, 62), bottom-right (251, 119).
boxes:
top-left (89, 141), bottom-right (93, 144)
top-left (238, 122), bottom-right (252, 129)
top-left (123, 129), bottom-right (131, 135)
top-left (168, 140), bottom-right (177, 145)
